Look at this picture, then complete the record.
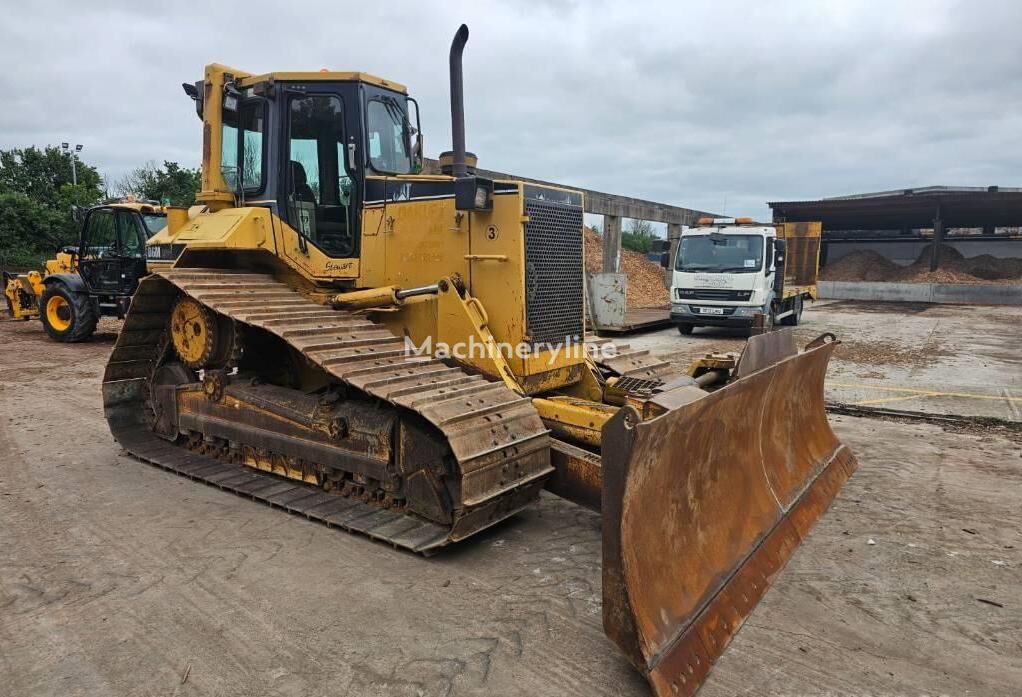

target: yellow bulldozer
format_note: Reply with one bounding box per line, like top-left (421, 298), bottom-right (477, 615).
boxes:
top-left (3, 200), bottom-right (166, 341)
top-left (102, 26), bottom-right (857, 697)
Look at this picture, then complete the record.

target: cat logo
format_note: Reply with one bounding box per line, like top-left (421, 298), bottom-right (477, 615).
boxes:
top-left (390, 183), bottom-right (412, 202)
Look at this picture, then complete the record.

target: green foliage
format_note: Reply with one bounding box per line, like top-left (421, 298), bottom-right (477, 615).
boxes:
top-left (117, 161), bottom-right (201, 206)
top-left (0, 146), bottom-right (104, 270)
top-left (621, 218), bottom-right (657, 254)
top-left (0, 193), bottom-right (69, 268)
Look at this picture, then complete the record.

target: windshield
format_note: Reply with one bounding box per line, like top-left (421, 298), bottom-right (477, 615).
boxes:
top-left (366, 97), bottom-right (412, 174)
top-left (142, 214), bottom-right (166, 237)
top-left (677, 233), bottom-right (764, 273)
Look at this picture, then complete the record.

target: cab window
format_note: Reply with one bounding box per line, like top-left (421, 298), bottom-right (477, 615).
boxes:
top-left (366, 98), bottom-right (412, 174)
top-left (82, 210), bottom-right (117, 260)
top-left (142, 214), bottom-right (167, 237)
top-left (286, 94), bottom-right (355, 258)
top-left (117, 211), bottom-right (145, 257)
top-left (221, 100), bottom-right (265, 192)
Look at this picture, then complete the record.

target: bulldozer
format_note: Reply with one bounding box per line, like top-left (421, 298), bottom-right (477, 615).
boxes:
top-left (102, 26), bottom-right (857, 697)
top-left (3, 200), bottom-right (166, 341)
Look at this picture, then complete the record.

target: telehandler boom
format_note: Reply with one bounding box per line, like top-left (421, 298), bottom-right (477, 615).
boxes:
top-left (102, 25), bottom-right (856, 696)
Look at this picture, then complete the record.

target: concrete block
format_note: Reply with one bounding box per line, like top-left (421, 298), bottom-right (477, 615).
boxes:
top-left (817, 281), bottom-right (1022, 305)
top-left (930, 283), bottom-right (1022, 305)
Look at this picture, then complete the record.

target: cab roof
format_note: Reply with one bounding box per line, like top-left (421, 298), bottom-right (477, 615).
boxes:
top-left (101, 202), bottom-right (165, 215)
top-left (238, 71), bottom-right (407, 94)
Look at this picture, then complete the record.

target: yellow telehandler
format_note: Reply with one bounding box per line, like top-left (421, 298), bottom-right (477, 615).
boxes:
top-left (3, 200), bottom-right (166, 340)
top-left (103, 26), bottom-right (856, 696)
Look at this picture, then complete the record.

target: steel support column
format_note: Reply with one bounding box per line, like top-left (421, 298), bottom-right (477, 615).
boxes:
top-left (603, 215), bottom-right (622, 273)
top-left (930, 206), bottom-right (944, 271)
top-left (665, 222), bottom-right (682, 287)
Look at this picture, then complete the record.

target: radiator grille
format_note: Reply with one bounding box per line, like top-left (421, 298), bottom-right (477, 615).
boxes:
top-left (676, 288), bottom-right (753, 301)
top-left (523, 194), bottom-right (585, 346)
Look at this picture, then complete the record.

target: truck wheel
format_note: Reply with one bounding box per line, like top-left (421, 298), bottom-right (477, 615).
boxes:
top-left (678, 324), bottom-right (694, 335)
top-left (39, 283), bottom-right (98, 342)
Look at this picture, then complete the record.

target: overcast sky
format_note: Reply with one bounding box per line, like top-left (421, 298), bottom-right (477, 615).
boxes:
top-left (3, 0), bottom-right (1020, 221)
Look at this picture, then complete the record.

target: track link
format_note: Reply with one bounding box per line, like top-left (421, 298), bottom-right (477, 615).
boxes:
top-left (103, 269), bottom-right (552, 552)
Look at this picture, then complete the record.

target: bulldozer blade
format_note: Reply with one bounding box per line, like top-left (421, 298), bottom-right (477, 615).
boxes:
top-left (601, 339), bottom-right (856, 697)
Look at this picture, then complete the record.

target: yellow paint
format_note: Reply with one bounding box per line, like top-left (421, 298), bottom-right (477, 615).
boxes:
top-left (533, 396), bottom-right (618, 447)
top-left (238, 71), bottom-right (406, 93)
top-left (159, 62), bottom-right (616, 440)
top-left (831, 382), bottom-right (1022, 403)
top-left (170, 297), bottom-right (213, 367)
top-left (44, 294), bottom-right (71, 331)
top-left (852, 393), bottom-right (942, 406)
top-left (776, 221), bottom-right (822, 299)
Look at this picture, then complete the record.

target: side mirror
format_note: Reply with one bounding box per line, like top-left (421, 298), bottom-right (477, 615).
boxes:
top-left (71, 205), bottom-right (83, 223)
top-left (773, 238), bottom-right (787, 262)
top-left (773, 239), bottom-right (787, 293)
top-left (660, 251), bottom-right (670, 268)
top-left (412, 133), bottom-right (424, 174)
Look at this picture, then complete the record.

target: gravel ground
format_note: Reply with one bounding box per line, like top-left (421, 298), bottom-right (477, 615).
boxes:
top-left (1, 316), bottom-right (1020, 697)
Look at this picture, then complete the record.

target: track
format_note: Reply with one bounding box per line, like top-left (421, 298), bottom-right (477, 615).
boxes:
top-left (102, 268), bottom-right (552, 553)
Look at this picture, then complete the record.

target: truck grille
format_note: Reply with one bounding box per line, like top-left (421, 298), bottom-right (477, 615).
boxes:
top-left (676, 288), bottom-right (753, 301)
top-left (523, 188), bottom-right (585, 346)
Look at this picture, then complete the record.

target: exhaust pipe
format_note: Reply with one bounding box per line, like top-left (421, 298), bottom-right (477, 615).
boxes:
top-left (449, 24), bottom-right (469, 178)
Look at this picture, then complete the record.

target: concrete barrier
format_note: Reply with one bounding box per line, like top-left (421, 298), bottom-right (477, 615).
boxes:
top-left (818, 281), bottom-right (1022, 305)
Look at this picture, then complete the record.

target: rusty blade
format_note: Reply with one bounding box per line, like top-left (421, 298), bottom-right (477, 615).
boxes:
top-left (601, 340), bottom-right (857, 697)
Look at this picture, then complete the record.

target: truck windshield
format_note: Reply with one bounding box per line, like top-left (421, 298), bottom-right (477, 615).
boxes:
top-left (677, 234), bottom-right (763, 273)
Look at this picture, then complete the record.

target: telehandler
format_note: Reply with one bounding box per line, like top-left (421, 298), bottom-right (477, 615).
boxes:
top-left (103, 26), bottom-right (857, 697)
top-left (3, 200), bottom-right (165, 341)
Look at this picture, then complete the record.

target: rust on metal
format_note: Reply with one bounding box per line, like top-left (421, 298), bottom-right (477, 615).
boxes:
top-left (546, 438), bottom-right (602, 512)
top-left (102, 268), bottom-right (553, 552)
top-left (601, 339), bottom-right (857, 697)
top-left (734, 326), bottom-right (796, 378)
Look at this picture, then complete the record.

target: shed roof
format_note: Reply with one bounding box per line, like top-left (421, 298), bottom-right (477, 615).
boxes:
top-left (769, 186), bottom-right (1022, 229)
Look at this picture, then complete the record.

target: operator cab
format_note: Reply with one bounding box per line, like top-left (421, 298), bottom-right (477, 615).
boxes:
top-left (187, 69), bottom-right (421, 261)
top-left (78, 204), bottom-right (161, 295)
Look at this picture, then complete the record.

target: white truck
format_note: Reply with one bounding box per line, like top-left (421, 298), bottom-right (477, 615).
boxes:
top-left (666, 217), bottom-right (822, 335)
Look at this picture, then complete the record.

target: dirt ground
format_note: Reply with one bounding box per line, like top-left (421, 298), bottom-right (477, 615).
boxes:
top-left (624, 300), bottom-right (1022, 422)
top-left (1, 313), bottom-right (1021, 697)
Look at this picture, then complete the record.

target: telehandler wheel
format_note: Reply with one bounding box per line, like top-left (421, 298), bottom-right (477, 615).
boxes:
top-left (39, 283), bottom-right (98, 342)
top-left (677, 323), bottom-right (694, 335)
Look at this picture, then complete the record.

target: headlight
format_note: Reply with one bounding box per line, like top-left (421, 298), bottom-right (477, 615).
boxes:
top-left (474, 185), bottom-right (490, 209)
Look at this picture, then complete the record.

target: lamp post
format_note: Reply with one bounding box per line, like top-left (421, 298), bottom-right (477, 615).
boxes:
top-left (61, 142), bottom-right (83, 185)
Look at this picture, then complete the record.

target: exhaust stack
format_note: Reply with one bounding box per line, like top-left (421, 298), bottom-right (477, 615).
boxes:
top-left (449, 24), bottom-right (469, 178)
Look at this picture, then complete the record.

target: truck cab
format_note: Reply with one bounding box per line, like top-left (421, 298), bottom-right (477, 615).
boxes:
top-left (668, 217), bottom-right (820, 335)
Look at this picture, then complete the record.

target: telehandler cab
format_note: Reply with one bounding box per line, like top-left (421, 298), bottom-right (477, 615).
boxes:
top-left (4, 201), bottom-right (165, 341)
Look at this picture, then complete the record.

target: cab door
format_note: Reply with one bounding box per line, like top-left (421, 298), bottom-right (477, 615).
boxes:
top-left (78, 208), bottom-right (122, 293)
top-left (78, 208), bottom-right (147, 295)
top-left (114, 210), bottom-right (148, 294)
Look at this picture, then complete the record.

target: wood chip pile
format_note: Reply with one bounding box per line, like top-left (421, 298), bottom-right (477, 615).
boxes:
top-left (584, 227), bottom-right (670, 308)
top-left (821, 244), bottom-right (1022, 285)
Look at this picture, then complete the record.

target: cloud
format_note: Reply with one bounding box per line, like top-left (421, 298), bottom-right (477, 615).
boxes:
top-left (2, 0), bottom-right (1019, 219)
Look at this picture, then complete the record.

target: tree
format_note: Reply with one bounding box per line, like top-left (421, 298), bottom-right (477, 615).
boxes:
top-left (117, 161), bottom-right (201, 206)
top-left (0, 145), bottom-right (103, 210)
top-left (622, 218), bottom-right (657, 254)
top-left (0, 146), bottom-right (104, 269)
